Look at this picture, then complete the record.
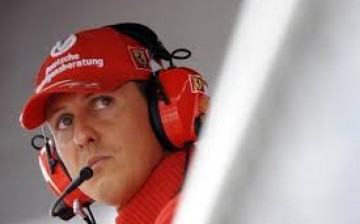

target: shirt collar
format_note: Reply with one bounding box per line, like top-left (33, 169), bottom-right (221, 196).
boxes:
top-left (116, 150), bottom-right (188, 224)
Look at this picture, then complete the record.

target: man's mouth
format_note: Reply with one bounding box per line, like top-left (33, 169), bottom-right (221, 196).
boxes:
top-left (87, 155), bottom-right (112, 169)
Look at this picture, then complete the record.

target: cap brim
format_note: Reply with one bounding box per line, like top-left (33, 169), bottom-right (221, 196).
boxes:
top-left (20, 83), bottom-right (118, 130)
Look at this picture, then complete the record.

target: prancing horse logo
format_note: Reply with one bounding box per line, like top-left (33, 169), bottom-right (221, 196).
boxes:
top-left (50, 34), bottom-right (77, 58)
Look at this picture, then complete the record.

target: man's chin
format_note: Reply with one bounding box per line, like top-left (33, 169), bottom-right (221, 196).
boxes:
top-left (80, 176), bottom-right (120, 203)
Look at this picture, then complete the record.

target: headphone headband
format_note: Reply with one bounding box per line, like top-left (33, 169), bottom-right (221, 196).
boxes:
top-left (108, 23), bottom-right (172, 60)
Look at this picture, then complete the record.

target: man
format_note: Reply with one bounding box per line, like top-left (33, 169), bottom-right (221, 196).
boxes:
top-left (20, 23), bottom-right (209, 224)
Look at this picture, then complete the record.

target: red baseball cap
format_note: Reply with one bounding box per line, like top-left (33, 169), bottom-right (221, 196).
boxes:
top-left (20, 26), bottom-right (153, 130)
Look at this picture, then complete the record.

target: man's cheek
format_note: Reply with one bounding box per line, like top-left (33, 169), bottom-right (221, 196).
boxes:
top-left (58, 151), bottom-right (79, 179)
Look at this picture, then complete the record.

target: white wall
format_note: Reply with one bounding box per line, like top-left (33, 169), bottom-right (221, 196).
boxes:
top-left (177, 0), bottom-right (360, 223)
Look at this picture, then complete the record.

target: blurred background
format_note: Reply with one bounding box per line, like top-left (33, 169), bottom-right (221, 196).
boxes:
top-left (1, 0), bottom-right (360, 224)
top-left (0, 1), bottom-right (238, 223)
top-left (176, 0), bottom-right (360, 223)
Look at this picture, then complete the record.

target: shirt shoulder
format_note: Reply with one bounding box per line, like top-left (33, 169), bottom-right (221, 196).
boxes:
top-left (154, 194), bottom-right (180, 224)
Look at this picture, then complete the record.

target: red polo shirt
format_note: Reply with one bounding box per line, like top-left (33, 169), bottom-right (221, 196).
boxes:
top-left (115, 150), bottom-right (188, 224)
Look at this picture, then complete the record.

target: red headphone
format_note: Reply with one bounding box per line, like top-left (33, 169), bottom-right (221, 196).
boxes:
top-left (31, 23), bottom-right (209, 221)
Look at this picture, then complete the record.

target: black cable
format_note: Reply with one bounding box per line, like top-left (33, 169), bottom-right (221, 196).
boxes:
top-left (152, 72), bottom-right (170, 105)
top-left (171, 48), bottom-right (191, 60)
top-left (168, 48), bottom-right (192, 68)
top-left (83, 215), bottom-right (92, 224)
top-left (50, 167), bottom-right (93, 217)
top-left (31, 134), bottom-right (48, 150)
top-left (31, 134), bottom-right (57, 173)
top-left (86, 206), bottom-right (97, 224)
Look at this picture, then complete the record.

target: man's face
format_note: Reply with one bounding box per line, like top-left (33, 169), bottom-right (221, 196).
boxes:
top-left (46, 82), bottom-right (165, 208)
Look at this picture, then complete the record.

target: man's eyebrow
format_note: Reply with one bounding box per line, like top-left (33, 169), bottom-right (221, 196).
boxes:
top-left (46, 106), bottom-right (66, 120)
top-left (81, 93), bottom-right (96, 101)
top-left (45, 93), bottom-right (96, 120)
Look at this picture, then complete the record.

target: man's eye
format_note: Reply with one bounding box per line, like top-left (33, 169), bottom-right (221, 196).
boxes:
top-left (57, 116), bottom-right (73, 130)
top-left (94, 96), bottom-right (113, 110)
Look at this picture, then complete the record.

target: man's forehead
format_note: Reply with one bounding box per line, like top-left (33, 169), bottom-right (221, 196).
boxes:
top-left (44, 82), bottom-right (136, 118)
top-left (45, 92), bottom-right (94, 118)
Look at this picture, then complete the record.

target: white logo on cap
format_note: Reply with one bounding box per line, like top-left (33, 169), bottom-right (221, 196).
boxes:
top-left (50, 34), bottom-right (77, 58)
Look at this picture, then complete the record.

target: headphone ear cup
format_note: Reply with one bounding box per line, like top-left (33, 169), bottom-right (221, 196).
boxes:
top-left (147, 67), bottom-right (209, 150)
top-left (38, 141), bottom-right (93, 220)
top-left (147, 74), bottom-right (176, 150)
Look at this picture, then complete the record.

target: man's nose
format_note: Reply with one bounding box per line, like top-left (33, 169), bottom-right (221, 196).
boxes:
top-left (73, 118), bottom-right (98, 149)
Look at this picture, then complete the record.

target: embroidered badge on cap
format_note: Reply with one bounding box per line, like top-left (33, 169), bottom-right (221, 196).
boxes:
top-left (50, 34), bottom-right (77, 58)
top-left (128, 46), bottom-right (151, 70)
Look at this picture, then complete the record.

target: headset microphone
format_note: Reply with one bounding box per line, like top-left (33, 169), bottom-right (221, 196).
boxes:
top-left (50, 167), bottom-right (94, 222)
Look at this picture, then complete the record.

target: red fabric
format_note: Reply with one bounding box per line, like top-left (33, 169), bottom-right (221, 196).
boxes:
top-left (115, 151), bottom-right (187, 224)
top-left (154, 195), bottom-right (180, 224)
top-left (20, 26), bottom-right (152, 130)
